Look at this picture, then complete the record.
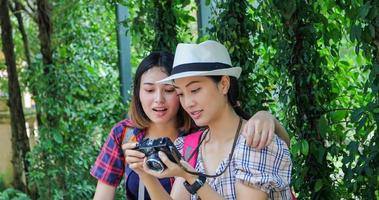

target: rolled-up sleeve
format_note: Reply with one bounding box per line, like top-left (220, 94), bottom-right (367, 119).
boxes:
top-left (234, 135), bottom-right (292, 198)
top-left (90, 124), bottom-right (126, 186)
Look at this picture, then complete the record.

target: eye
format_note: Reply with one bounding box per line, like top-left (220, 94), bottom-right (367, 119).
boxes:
top-left (176, 92), bottom-right (183, 97)
top-left (191, 88), bottom-right (200, 93)
top-left (165, 88), bottom-right (175, 93)
top-left (144, 89), bottom-right (154, 93)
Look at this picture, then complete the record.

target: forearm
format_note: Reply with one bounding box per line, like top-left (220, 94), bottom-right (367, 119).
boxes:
top-left (274, 118), bottom-right (290, 147)
top-left (183, 174), bottom-right (225, 200)
top-left (139, 173), bottom-right (173, 200)
top-left (93, 181), bottom-right (116, 200)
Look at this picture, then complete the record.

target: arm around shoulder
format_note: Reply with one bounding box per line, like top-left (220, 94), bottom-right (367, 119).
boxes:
top-left (234, 135), bottom-right (292, 199)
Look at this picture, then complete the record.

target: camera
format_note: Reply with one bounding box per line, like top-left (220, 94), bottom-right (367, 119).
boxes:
top-left (133, 137), bottom-right (182, 173)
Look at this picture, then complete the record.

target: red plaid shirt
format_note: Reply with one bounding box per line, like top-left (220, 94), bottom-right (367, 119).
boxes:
top-left (90, 119), bottom-right (175, 199)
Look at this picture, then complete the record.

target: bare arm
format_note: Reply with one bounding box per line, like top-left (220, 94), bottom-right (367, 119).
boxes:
top-left (93, 181), bottom-right (116, 200)
top-left (170, 177), bottom-right (190, 200)
top-left (181, 174), bottom-right (225, 200)
top-left (235, 181), bottom-right (267, 200)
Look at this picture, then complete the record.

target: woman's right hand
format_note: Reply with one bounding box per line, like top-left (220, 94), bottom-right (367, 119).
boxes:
top-left (122, 142), bottom-right (146, 175)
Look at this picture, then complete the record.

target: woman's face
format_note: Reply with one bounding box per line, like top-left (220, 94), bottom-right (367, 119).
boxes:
top-left (139, 67), bottom-right (180, 125)
top-left (174, 76), bottom-right (228, 127)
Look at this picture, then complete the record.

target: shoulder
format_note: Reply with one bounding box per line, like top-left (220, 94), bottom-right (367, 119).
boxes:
top-left (234, 134), bottom-right (292, 193)
top-left (175, 129), bottom-right (205, 151)
top-left (236, 134), bottom-right (290, 160)
top-left (109, 119), bottom-right (143, 144)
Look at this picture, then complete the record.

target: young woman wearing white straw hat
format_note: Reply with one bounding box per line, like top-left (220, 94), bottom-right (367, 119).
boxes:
top-left (122, 41), bottom-right (292, 200)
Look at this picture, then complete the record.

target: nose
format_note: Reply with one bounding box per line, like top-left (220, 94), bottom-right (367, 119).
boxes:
top-left (181, 95), bottom-right (195, 110)
top-left (154, 90), bottom-right (165, 103)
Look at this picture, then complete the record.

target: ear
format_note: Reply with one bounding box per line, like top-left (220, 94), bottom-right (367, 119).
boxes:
top-left (219, 76), bottom-right (230, 95)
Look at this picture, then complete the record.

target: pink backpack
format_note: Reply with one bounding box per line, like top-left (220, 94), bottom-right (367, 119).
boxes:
top-left (182, 130), bottom-right (297, 200)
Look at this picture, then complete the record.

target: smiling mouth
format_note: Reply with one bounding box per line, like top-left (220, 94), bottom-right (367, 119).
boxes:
top-left (190, 110), bottom-right (202, 119)
top-left (153, 108), bottom-right (168, 112)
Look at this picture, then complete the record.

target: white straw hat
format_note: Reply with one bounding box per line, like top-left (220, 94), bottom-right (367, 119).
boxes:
top-left (157, 40), bottom-right (241, 84)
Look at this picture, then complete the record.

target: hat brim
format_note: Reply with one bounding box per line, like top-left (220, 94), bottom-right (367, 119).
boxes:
top-left (157, 67), bottom-right (242, 84)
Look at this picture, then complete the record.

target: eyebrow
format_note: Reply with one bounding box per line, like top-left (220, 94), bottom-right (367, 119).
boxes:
top-left (174, 80), bottom-right (201, 89)
top-left (143, 82), bottom-right (173, 86)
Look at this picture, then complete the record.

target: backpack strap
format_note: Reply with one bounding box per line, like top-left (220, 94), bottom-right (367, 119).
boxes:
top-left (291, 191), bottom-right (297, 200)
top-left (121, 119), bottom-right (142, 144)
top-left (183, 130), bottom-right (203, 168)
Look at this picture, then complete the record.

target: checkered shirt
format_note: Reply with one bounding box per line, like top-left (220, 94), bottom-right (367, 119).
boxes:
top-left (175, 133), bottom-right (292, 200)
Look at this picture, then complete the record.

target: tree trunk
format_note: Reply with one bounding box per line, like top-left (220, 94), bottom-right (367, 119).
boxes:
top-left (13, 0), bottom-right (43, 130)
top-left (36, 0), bottom-right (56, 127)
top-left (13, 0), bottom-right (31, 66)
top-left (0, 0), bottom-right (31, 193)
top-left (36, 0), bottom-right (52, 67)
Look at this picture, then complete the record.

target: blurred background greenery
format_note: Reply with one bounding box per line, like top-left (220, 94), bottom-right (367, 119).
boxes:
top-left (0, 0), bottom-right (378, 199)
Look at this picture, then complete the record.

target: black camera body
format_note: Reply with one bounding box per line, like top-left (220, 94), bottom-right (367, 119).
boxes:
top-left (133, 137), bottom-right (182, 173)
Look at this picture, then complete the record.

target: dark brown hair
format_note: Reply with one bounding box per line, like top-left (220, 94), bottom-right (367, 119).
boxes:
top-left (128, 51), bottom-right (192, 132)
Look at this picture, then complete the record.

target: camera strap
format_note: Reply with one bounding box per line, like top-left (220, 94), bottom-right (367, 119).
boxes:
top-left (179, 117), bottom-right (242, 178)
top-left (138, 179), bottom-right (145, 200)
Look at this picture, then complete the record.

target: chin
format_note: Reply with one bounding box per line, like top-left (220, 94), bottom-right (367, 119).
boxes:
top-left (193, 119), bottom-right (207, 127)
top-left (152, 118), bottom-right (169, 124)
top-left (153, 116), bottom-right (176, 124)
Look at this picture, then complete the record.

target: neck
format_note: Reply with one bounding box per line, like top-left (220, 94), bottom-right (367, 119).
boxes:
top-left (207, 105), bottom-right (242, 143)
top-left (146, 121), bottom-right (178, 142)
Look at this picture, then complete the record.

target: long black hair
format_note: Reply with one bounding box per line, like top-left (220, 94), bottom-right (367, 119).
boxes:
top-left (209, 76), bottom-right (251, 120)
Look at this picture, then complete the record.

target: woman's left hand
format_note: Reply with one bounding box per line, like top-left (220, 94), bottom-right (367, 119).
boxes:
top-left (142, 151), bottom-right (193, 179)
top-left (242, 111), bottom-right (275, 149)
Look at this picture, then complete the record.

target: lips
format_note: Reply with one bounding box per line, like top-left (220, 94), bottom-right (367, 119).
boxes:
top-left (152, 107), bottom-right (168, 117)
top-left (152, 107), bottom-right (167, 112)
top-left (189, 110), bottom-right (202, 120)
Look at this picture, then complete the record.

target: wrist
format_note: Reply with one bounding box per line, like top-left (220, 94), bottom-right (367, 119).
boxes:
top-left (182, 172), bottom-right (198, 184)
top-left (183, 174), bottom-right (207, 195)
top-left (139, 172), bottom-right (153, 179)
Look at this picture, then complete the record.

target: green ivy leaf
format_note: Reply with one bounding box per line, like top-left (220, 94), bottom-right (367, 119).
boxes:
top-left (358, 2), bottom-right (371, 19)
top-left (350, 25), bottom-right (362, 41)
top-left (291, 141), bottom-right (301, 155)
top-left (330, 110), bottom-right (347, 122)
top-left (351, 108), bottom-right (364, 122)
top-left (301, 140), bottom-right (309, 156)
top-left (314, 179), bottom-right (323, 192)
top-left (53, 132), bottom-right (63, 144)
top-left (318, 116), bottom-right (328, 138)
top-left (356, 114), bottom-right (368, 131)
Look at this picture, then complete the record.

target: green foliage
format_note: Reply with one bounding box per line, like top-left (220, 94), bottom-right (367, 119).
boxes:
top-left (120, 0), bottom-right (195, 63)
top-left (271, 1), bottom-right (339, 198)
top-left (337, 0), bottom-right (379, 198)
top-left (0, 188), bottom-right (30, 200)
top-left (3, 0), bottom-right (378, 199)
top-left (208, 0), bottom-right (270, 115)
top-left (24, 1), bottom-right (125, 199)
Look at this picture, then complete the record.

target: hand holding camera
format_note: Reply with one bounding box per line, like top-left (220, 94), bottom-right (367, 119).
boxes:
top-left (132, 137), bottom-right (182, 173)
top-left (122, 142), bottom-right (146, 174)
top-left (122, 136), bottom-right (196, 180)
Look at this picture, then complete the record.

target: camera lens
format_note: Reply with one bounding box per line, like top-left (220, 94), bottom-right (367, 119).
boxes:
top-left (146, 153), bottom-right (165, 173)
